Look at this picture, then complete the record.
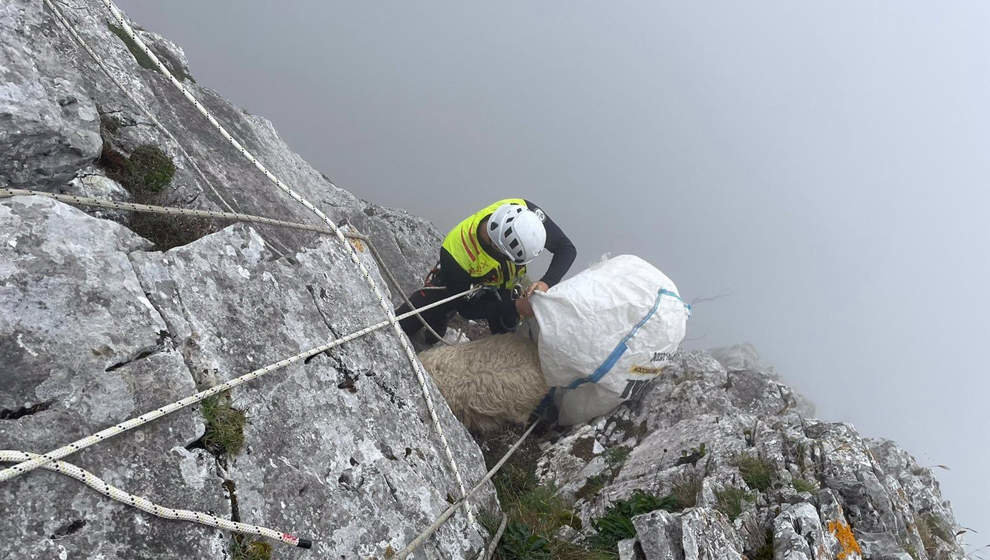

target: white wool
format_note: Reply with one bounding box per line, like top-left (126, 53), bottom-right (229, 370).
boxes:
top-left (418, 334), bottom-right (549, 432)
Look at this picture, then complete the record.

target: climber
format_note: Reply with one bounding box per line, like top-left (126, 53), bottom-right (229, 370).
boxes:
top-left (397, 198), bottom-right (576, 343)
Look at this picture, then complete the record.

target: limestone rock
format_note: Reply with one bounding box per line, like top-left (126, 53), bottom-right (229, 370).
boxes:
top-left (0, 3), bottom-right (102, 188)
top-left (0, 0), bottom-right (971, 558)
top-left (1, 0), bottom-right (439, 279)
top-left (773, 502), bottom-right (830, 560)
top-left (535, 351), bottom-right (965, 560)
top-left (632, 508), bottom-right (744, 560)
top-left (1, 197), bottom-right (497, 558)
top-left (0, 196), bottom-right (223, 559)
top-left (63, 168), bottom-right (132, 223)
top-left (129, 221), bottom-right (496, 558)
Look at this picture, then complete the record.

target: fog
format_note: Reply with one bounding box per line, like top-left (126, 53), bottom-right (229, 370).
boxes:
top-left (116, 1), bottom-right (990, 543)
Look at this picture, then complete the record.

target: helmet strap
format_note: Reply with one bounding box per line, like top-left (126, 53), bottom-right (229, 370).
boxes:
top-left (476, 217), bottom-right (500, 256)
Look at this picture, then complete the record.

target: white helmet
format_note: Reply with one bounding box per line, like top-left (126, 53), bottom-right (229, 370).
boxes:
top-left (488, 204), bottom-right (546, 265)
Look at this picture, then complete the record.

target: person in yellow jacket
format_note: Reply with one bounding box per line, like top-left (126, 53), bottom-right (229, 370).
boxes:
top-left (398, 199), bottom-right (576, 342)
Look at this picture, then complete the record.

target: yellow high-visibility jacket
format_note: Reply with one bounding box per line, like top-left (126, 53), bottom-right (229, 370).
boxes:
top-left (440, 198), bottom-right (528, 289)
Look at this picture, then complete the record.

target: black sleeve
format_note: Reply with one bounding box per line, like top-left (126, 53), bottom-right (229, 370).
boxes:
top-left (438, 248), bottom-right (474, 291)
top-left (525, 200), bottom-right (577, 287)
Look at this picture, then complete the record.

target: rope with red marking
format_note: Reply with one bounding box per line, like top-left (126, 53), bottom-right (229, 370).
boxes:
top-left (0, 286), bottom-right (476, 484)
top-left (0, 450), bottom-right (311, 548)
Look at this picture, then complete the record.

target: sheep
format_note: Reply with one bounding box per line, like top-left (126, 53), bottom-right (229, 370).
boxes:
top-left (417, 333), bottom-right (550, 432)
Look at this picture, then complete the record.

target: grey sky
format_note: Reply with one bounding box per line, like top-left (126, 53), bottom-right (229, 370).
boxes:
top-left (116, 1), bottom-right (990, 543)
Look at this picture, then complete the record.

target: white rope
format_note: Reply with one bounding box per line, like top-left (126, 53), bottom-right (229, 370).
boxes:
top-left (2, 187), bottom-right (455, 350)
top-left (361, 239), bottom-right (456, 347)
top-left (483, 514), bottom-right (509, 560)
top-left (95, 0), bottom-right (476, 525)
top-left (42, 0), bottom-right (292, 259)
top-left (0, 188), bottom-right (334, 235)
top-left (12, 3), bottom-right (496, 552)
top-left (0, 286), bottom-right (478, 484)
top-left (0, 450), bottom-right (311, 548)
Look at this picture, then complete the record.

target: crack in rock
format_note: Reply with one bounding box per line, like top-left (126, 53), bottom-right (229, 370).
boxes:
top-left (50, 519), bottom-right (86, 540)
top-left (103, 330), bottom-right (171, 372)
top-left (0, 399), bottom-right (55, 420)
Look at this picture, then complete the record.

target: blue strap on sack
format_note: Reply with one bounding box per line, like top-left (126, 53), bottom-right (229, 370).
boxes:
top-left (567, 288), bottom-right (687, 389)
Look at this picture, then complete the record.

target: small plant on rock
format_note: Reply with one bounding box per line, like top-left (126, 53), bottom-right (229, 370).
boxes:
top-left (735, 454), bottom-right (773, 492)
top-left (605, 446), bottom-right (631, 469)
top-left (715, 486), bottom-right (752, 520)
top-left (669, 472), bottom-right (703, 510)
top-left (97, 118), bottom-right (218, 248)
top-left (100, 141), bottom-right (176, 197)
top-left (201, 392), bottom-right (246, 459)
top-left (675, 442), bottom-right (707, 466)
top-left (588, 490), bottom-right (678, 552)
top-left (230, 537), bottom-right (271, 560)
top-left (500, 521), bottom-right (551, 560)
top-left (125, 145), bottom-right (175, 194)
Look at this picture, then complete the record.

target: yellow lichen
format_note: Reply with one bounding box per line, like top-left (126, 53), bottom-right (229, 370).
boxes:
top-left (828, 520), bottom-right (863, 559)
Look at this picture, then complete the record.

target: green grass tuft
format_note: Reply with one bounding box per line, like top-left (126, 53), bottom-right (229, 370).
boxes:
top-left (100, 141), bottom-right (175, 197)
top-left (735, 455), bottom-right (773, 492)
top-left (605, 446), bottom-right (631, 469)
top-left (588, 491), bottom-right (679, 552)
top-left (669, 472), bottom-right (702, 510)
top-left (500, 521), bottom-right (551, 560)
top-left (715, 486), bottom-right (752, 520)
top-left (126, 145), bottom-right (176, 194)
top-left (484, 427), bottom-right (655, 559)
top-left (230, 538), bottom-right (271, 560)
top-left (201, 393), bottom-right (246, 458)
top-left (98, 132), bottom-right (217, 249)
top-left (792, 478), bottom-right (817, 494)
top-left (490, 463), bottom-right (618, 559)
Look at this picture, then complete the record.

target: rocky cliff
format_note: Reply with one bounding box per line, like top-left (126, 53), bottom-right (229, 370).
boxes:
top-left (0, 1), bottom-right (967, 559)
top-left (531, 347), bottom-right (964, 560)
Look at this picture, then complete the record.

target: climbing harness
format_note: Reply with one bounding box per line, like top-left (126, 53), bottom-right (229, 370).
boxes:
top-left (0, 450), bottom-right (311, 548)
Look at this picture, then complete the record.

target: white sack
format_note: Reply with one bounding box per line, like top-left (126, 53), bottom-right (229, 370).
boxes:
top-left (530, 254), bottom-right (689, 425)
